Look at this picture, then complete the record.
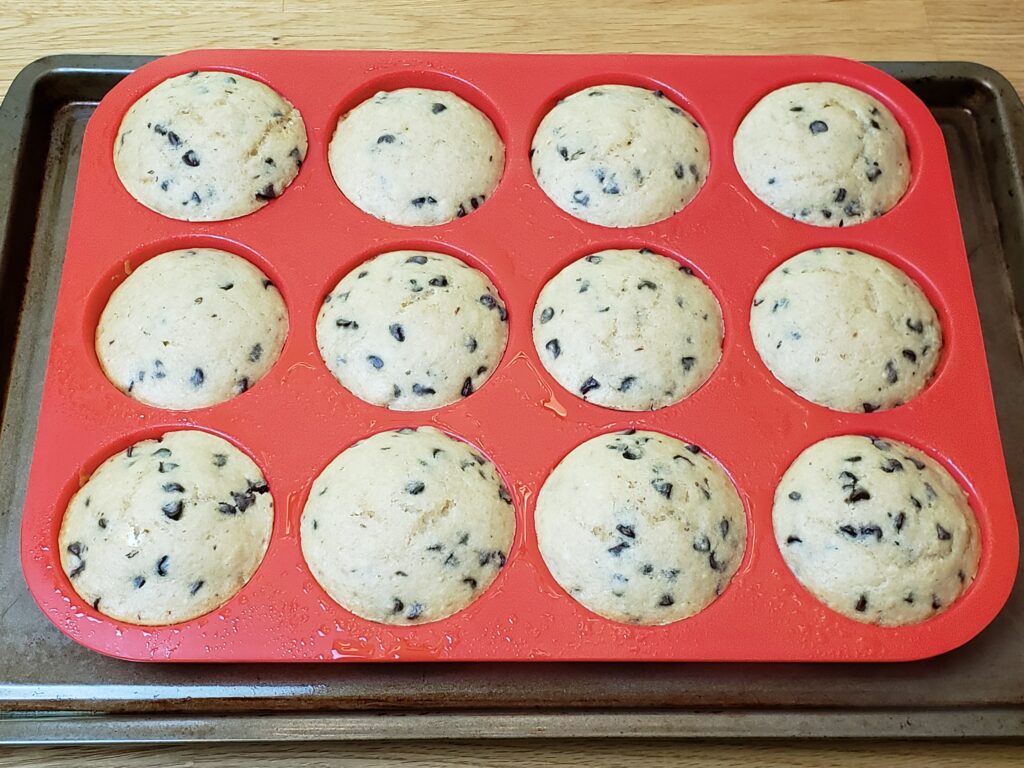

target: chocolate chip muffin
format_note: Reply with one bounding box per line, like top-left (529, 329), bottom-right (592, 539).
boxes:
top-left (97, 248), bottom-right (288, 410)
top-left (533, 248), bottom-right (722, 410)
top-left (530, 85), bottom-right (710, 227)
top-left (774, 435), bottom-right (980, 626)
top-left (316, 250), bottom-right (508, 411)
top-left (59, 430), bottom-right (273, 625)
top-left (734, 82), bottom-right (910, 226)
top-left (114, 71), bottom-right (307, 221)
top-left (536, 430), bottom-right (746, 624)
top-left (300, 427), bottom-right (515, 625)
top-left (750, 247), bottom-right (941, 413)
top-left (328, 88), bottom-right (504, 225)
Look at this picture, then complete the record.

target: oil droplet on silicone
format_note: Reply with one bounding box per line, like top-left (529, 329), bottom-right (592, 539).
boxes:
top-left (508, 351), bottom-right (566, 417)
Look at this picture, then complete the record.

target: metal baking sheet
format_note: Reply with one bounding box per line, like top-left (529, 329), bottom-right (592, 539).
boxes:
top-left (0, 56), bottom-right (1023, 743)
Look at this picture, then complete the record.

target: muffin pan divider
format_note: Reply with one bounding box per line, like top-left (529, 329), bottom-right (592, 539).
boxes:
top-left (17, 50), bottom-right (1017, 662)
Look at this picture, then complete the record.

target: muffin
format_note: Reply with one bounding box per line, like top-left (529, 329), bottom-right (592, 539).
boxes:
top-left (301, 427), bottom-right (515, 624)
top-left (530, 85), bottom-right (709, 227)
top-left (114, 70), bottom-right (307, 221)
top-left (734, 81), bottom-right (910, 226)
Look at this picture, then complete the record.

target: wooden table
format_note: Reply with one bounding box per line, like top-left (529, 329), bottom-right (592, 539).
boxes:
top-left (1, 0), bottom-right (1022, 765)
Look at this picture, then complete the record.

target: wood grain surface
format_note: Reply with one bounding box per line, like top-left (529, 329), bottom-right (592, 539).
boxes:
top-left (1, 0), bottom-right (1023, 765)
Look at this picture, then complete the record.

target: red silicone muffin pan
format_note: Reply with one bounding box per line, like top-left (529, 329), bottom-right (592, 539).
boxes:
top-left (20, 50), bottom-right (1018, 662)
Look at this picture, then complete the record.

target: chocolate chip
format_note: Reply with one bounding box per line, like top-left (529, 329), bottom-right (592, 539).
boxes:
top-left (545, 339), bottom-right (561, 358)
top-left (894, 511), bottom-right (906, 531)
top-left (391, 598), bottom-right (404, 614)
top-left (456, 204), bottom-right (467, 218)
top-left (98, 517), bottom-right (107, 529)
top-left (846, 488), bottom-right (871, 503)
top-left (788, 491), bottom-right (802, 501)
top-left (790, 106), bottom-right (803, 112)
top-left (411, 196), bottom-right (437, 207)
top-left (406, 254), bottom-right (427, 265)
top-left (406, 481), bottom-right (425, 495)
top-left (786, 535), bottom-right (802, 544)
top-left (905, 455), bottom-right (926, 471)
top-left (217, 502), bottom-right (236, 515)
top-left (904, 593), bottom-right (914, 604)
top-left (429, 275), bottom-right (448, 287)
top-left (255, 183), bottom-right (277, 201)
top-left (220, 282), bottom-right (234, 291)
top-left (412, 383), bottom-right (435, 396)
top-left (212, 454), bottom-right (227, 467)
top-left (862, 402), bottom-right (879, 413)
top-left (906, 318), bottom-right (925, 334)
top-left (463, 577), bottom-right (478, 589)
top-left (616, 524), bottom-right (636, 539)
top-left (162, 500), bottom-right (184, 520)
top-left (152, 123), bottom-right (167, 136)
top-left (162, 482), bottom-right (184, 493)
top-left (844, 201), bottom-right (863, 218)
top-left (335, 318), bottom-right (358, 329)
top-left (607, 541), bottom-right (630, 556)
top-left (720, 519), bottom-right (730, 538)
top-left (67, 541), bottom-right (82, 557)
top-left (461, 378), bottom-right (473, 397)
top-left (855, 594), bottom-right (868, 612)
top-left (289, 147), bottom-right (303, 166)
top-left (264, 157), bottom-right (276, 166)
top-left (834, 187), bottom-right (847, 203)
top-left (189, 580), bottom-right (205, 595)
top-left (870, 437), bottom-right (892, 451)
top-left (156, 556), bottom-right (169, 576)
top-left (652, 480), bottom-right (672, 498)
top-left (377, 134), bottom-right (396, 144)
top-left (637, 279), bottom-right (657, 290)
top-left (166, 130), bottom-right (181, 147)
top-left (190, 368), bottom-right (204, 387)
top-left (936, 523), bottom-right (952, 541)
top-left (680, 356), bottom-right (696, 372)
top-left (182, 149), bottom-right (199, 166)
top-left (618, 376), bottom-right (636, 392)
top-left (367, 355), bottom-right (384, 369)
top-left (860, 524), bottom-right (883, 541)
top-left (866, 166), bottom-right (883, 182)
top-left (586, 254), bottom-right (603, 264)
top-left (840, 524), bottom-right (858, 537)
top-left (809, 120), bottom-right (828, 134)
top-left (881, 458), bottom-right (904, 473)
top-left (932, 595), bottom-right (942, 610)
top-left (708, 551), bottom-right (724, 571)
top-left (685, 444), bottom-right (701, 455)
top-left (658, 594), bottom-right (675, 607)
top-left (430, 102), bottom-right (448, 114)
top-left (389, 324), bottom-right (405, 342)
top-left (572, 190), bottom-right (590, 207)
top-left (539, 307), bottom-right (554, 324)
top-left (674, 163), bottom-right (686, 179)
top-left (580, 377), bottom-right (600, 395)
top-left (693, 535), bottom-right (711, 552)
top-left (133, 576), bottom-right (146, 589)
top-left (406, 603), bottom-right (424, 620)
top-left (465, 336), bottom-right (478, 353)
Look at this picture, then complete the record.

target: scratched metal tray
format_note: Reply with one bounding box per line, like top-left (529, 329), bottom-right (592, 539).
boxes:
top-left (0, 56), bottom-right (1022, 744)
